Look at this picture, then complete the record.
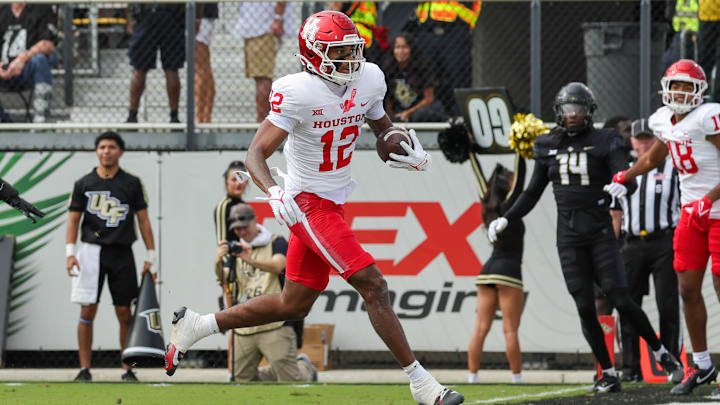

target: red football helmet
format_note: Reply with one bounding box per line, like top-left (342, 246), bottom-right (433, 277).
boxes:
top-left (298, 11), bottom-right (366, 85)
top-left (661, 59), bottom-right (707, 113)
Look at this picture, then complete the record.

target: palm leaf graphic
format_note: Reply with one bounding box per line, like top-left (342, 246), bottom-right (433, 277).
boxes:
top-left (0, 152), bottom-right (74, 336)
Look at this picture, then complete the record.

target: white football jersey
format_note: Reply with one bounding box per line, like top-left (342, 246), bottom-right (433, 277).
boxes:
top-left (267, 62), bottom-right (387, 204)
top-left (649, 103), bottom-right (720, 218)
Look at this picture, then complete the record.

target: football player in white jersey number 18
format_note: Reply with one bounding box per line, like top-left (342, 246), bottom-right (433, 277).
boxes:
top-left (164, 11), bottom-right (463, 405)
top-left (606, 59), bottom-right (720, 396)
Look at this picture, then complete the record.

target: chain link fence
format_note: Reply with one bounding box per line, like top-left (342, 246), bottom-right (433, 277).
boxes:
top-left (1, 1), bottom-right (688, 130)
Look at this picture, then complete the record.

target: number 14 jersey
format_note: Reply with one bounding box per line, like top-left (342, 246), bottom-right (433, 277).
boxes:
top-left (267, 63), bottom-right (387, 205)
top-left (649, 103), bottom-right (720, 219)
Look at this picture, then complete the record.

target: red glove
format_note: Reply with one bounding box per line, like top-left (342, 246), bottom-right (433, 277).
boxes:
top-left (682, 195), bottom-right (713, 230)
top-left (612, 170), bottom-right (629, 184)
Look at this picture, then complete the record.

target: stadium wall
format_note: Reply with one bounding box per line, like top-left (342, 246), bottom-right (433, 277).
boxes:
top-left (1, 151), bottom-right (715, 357)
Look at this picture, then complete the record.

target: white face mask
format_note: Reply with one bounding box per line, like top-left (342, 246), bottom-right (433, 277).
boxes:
top-left (661, 77), bottom-right (707, 114)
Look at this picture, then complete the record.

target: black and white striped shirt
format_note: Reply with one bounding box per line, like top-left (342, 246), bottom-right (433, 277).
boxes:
top-left (621, 160), bottom-right (680, 237)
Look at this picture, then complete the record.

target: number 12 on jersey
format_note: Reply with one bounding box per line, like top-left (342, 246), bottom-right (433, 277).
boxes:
top-left (557, 152), bottom-right (589, 185)
top-left (319, 125), bottom-right (360, 172)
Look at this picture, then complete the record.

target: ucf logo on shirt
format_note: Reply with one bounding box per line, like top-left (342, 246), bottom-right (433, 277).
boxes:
top-left (84, 191), bottom-right (129, 227)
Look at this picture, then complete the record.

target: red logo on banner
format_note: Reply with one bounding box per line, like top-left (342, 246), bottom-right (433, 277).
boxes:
top-left (249, 202), bottom-right (484, 276)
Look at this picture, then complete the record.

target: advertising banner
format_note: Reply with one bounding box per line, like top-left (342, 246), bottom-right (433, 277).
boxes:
top-left (1, 151), bottom-right (710, 353)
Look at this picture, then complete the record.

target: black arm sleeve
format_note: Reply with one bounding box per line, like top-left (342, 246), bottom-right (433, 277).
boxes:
top-left (607, 147), bottom-right (637, 196)
top-left (503, 158), bottom-right (549, 222)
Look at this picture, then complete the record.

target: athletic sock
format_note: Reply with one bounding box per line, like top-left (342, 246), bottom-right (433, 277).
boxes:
top-left (693, 350), bottom-right (712, 370)
top-left (403, 360), bottom-right (429, 382)
top-left (653, 345), bottom-right (669, 363)
top-left (602, 367), bottom-right (617, 377)
top-left (468, 372), bottom-right (478, 383)
top-left (512, 373), bottom-right (523, 383)
top-left (199, 313), bottom-right (220, 336)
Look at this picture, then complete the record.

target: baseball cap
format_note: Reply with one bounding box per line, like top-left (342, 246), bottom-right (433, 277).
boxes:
top-left (228, 203), bottom-right (255, 229)
top-left (631, 119), bottom-right (652, 137)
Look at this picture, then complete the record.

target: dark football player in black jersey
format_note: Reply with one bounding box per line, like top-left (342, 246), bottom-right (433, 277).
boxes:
top-left (65, 132), bottom-right (157, 382)
top-left (487, 83), bottom-right (684, 393)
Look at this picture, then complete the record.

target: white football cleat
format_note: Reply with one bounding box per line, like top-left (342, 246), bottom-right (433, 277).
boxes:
top-left (164, 307), bottom-right (202, 376)
top-left (410, 374), bottom-right (465, 404)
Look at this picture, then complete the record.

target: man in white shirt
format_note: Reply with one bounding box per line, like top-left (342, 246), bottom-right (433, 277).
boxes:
top-left (234, 2), bottom-right (293, 123)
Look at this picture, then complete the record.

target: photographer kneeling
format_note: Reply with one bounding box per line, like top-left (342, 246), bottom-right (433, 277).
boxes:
top-left (214, 203), bottom-right (317, 382)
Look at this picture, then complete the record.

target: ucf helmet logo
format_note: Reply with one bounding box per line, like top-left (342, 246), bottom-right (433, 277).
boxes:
top-left (85, 191), bottom-right (129, 226)
top-left (140, 308), bottom-right (163, 336)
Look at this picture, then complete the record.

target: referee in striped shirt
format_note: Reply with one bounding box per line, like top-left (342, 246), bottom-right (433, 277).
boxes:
top-left (618, 118), bottom-right (681, 382)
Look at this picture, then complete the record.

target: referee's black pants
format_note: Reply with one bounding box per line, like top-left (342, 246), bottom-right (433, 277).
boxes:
top-left (619, 231), bottom-right (680, 374)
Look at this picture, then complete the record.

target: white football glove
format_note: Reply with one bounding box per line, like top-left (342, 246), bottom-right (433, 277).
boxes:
top-left (386, 129), bottom-right (432, 171)
top-left (264, 185), bottom-right (304, 227)
top-left (603, 182), bottom-right (627, 199)
top-left (487, 217), bottom-right (508, 243)
top-left (233, 170), bottom-right (251, 184)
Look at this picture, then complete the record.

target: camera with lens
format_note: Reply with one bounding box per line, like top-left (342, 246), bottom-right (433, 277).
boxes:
top-left (228, 240), bottom-right (245, 255)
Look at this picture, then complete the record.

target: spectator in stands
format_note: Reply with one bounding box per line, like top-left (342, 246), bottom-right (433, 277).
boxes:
top-left (382, 33), bottom-right (448, 122)
top-left (328, 2), bottom-right (388, 63)
top-left (216, 203), bottom-right (317, 382)
top-left (213, 160), bottom-right (249, 381)
top-left (662, 0), bottom-right (698, 71)
top-left (126, 4), bottom-right (185, 123)
top-left (412, 1), bottom-right (481, 116)
top-left (233, 2), bottom-right (293, 123)
top-left (697, 0), bottom-right (720, 102)
top-left (468, 160), bottom-right (527, 384)
top-left (195, 3), bottom-right (217, 123)
top-left (0, 3), bottom-right (56, 123)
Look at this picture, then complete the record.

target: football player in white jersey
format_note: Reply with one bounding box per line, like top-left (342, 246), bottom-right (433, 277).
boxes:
top-left (605, 59), bottom-right (720, 395)
top-left (164, 11), bottom-right (463, 405)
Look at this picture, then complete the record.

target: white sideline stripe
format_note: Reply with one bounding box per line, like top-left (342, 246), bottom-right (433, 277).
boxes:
top-left (123, 347), bottom-right (166, 356)
top-left (467, 386), bottom-right (591, 404)
top-left (299, 214), bottom-right (344, 273)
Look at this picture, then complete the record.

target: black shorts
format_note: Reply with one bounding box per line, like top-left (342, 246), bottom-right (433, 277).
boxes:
top-left (475, 256), bottom-right (522, 289)
top-left (558, 238), bottom-right (628, 294)
top-left (128, 10), bottom-right (185, 70)
top-left (97, 245), bottom-right (138, 306)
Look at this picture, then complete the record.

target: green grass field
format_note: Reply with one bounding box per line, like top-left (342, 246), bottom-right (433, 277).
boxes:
top-left (0, 382), bottom-right (589, 405)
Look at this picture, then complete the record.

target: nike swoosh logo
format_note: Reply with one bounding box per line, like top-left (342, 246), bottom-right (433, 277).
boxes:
top-left (584, 146), bottom-right (595, 151)
top-left (699, 208), bottom-right (711, 217)
top-left (361, 101), bottom-right (368, 107)
top-left (696, 368), bottom-right (716, 384)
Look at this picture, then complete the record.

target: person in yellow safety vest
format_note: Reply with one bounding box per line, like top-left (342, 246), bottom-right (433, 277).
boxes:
top-left (329, 2), bottom-right (388, 62)
top-left (698, 0), bottom-right (720, 102)
top-left (413, 1), bottom-right (481, 116)
top-left (416, 1), bottom-right (481, 31)
top-left (673, 0), bottom-right (699, 32)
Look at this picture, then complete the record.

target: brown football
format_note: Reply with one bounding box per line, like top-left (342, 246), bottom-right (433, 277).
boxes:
top-left (376, 127), bottom-right (413, 162)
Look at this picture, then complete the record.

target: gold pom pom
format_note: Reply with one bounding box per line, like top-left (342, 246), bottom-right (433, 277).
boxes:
top-left (508, 113), bottom-right (549, 159)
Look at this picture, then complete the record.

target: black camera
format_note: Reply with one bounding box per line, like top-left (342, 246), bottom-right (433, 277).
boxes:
top-left (228, 241), bottom-right (245, 255)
